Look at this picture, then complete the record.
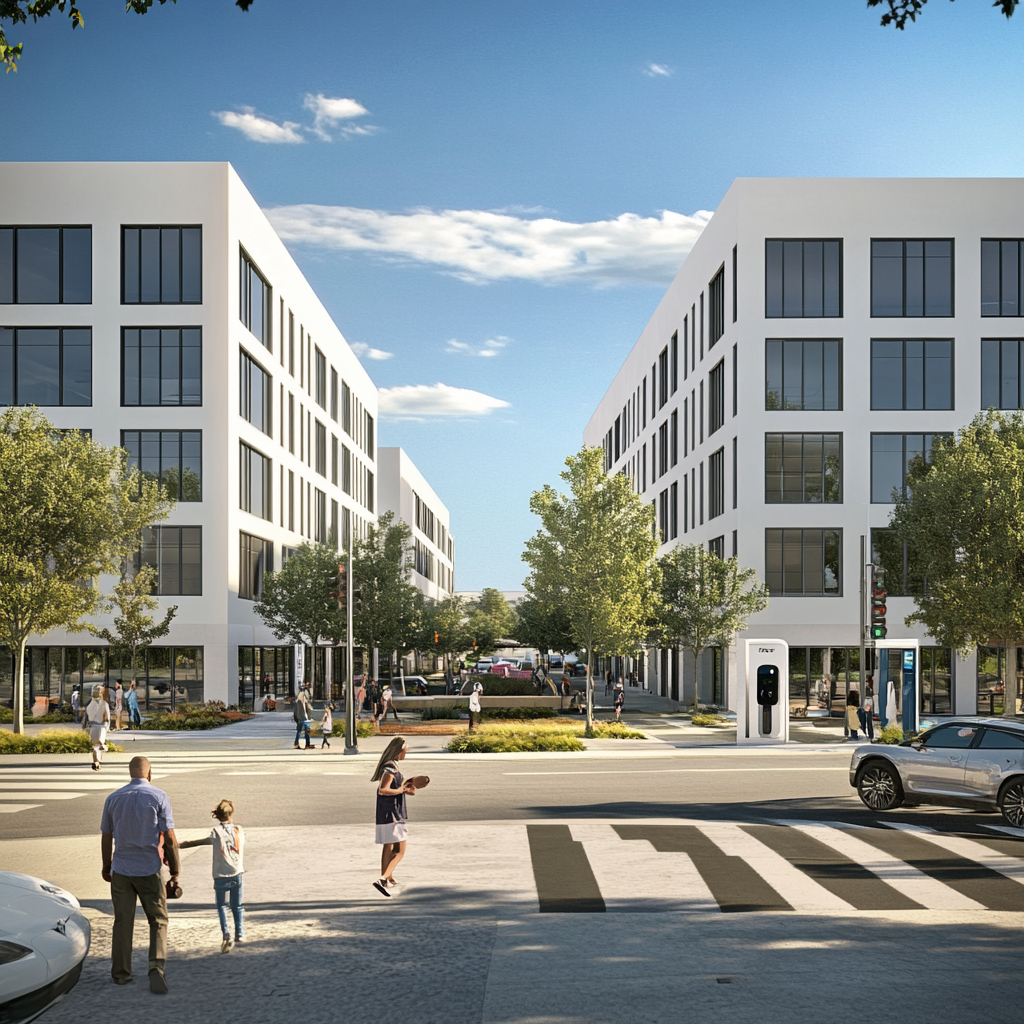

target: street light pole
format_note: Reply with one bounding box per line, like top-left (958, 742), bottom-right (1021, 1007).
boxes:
top-left (344, 541), bottom-right (357, 754)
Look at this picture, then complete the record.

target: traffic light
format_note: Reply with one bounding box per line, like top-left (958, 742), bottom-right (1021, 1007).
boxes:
top-left (870, 566), bottom-right (887, 640)
top-left (434, 631), bottom-right (439, 644)
top-left (332, 563), bottom-right (346, 615)
top-left (352, 586), bottom-right (362, 615)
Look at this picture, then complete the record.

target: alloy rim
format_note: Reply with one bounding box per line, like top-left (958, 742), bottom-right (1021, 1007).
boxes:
top-left (1002, 783), bottom-right (1024, 828)
top-left (860, 767), bottom-right (897, 809)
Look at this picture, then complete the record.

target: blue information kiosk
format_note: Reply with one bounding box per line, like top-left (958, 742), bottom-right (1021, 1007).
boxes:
top-left (873, 639), bottom-right (920, 734)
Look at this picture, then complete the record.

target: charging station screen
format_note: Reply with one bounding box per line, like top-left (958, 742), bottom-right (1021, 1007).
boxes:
top-left (756, 666), bottom-right (779, 706)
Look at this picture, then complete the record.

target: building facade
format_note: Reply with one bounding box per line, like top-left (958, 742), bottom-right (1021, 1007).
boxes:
top-left (0, 162), bottom-right (378, 711)
top-left (584, 177), bottom-right (1024, 717)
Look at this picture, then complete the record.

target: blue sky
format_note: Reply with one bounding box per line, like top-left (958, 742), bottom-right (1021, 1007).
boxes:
top-left (4, 0), bottom-right (1024, 588)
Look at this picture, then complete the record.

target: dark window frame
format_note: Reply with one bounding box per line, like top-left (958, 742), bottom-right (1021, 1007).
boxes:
top-left (239, 441), bottom-right (273, 521)
top-left (239, 246), bottom-right (272, 348)
top-left (121, 225), bottom-right (201, 305)
top-left (981, 239), bottom-right (1024, 317)
top-left (122, 429), bottom-right (202, 502)
top-left (765, 239), bottom-right (843, 318)
top-left (136, 525), bottom-right (203, 597)
top-left (765, 527), bottom-right (843, 597)
top-left (709, 264), bottom-right (726, 348)
top-left (1, 225), bottom-right (93, 304)
top-left (765, 432), bottom-right (843, 504)
top-left (982, 338), bottom-right (1024, 409)
top-left (0, 326), bottom-right (92, 407)
top-left (238, 530), bottom-right (273, 601)
top-left (709, 358), bottom-right (725, 435)
top-left (870, 338), bottom-right (954, 411)
top-left (870, 238), bottom-right (954, 318)
top-left (765, 339), bottom-right (843, 411)
top-left (121, 327), bottom-right (202, 407)
top-left (239, 347), bottom-right (273, 435)
top-left (708, 446), bottom-right (725, 519)
top-left (870, 432), bottom-right (950, 504)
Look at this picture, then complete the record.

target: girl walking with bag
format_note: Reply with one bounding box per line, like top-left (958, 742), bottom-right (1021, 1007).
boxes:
top-left (371, 738), bottom-right (428, 897)
top-left (179, 799), bottom-right (245, 953)
top-left (321, 704), bottom-right (333, 749)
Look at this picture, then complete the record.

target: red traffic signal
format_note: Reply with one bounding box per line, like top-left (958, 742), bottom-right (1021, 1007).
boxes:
top-left (434, 631), bottom-right (439, 644)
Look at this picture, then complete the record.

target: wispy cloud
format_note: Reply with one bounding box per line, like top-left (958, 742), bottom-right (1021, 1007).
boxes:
top-left (643, 62), bottom-right (673, 78)
top-left (214, 107), bottom-right (303, 144)
top-left (265, 205), bottom-right (712, 287)
top-left (350, 341), bottom-right (393, 361)
top-left (377, 383), bottom-right (510, 420)
top-left (445, 336), bottom-right (509, 358)
top-left (302, 93), bottom-right (373, 141)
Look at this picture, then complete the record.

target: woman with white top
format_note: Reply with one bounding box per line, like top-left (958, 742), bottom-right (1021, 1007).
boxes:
top-left (82, 685), bottom-right (110, 771)
top-left (179, 799), bottom-right (245, 952)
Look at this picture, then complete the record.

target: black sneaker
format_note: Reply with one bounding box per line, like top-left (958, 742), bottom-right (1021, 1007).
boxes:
top-left (372, 879), bottom-right (391, 898)
top-left (149, 969), bottom-right (168, 994)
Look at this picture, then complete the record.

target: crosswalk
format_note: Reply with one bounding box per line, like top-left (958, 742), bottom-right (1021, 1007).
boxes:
top-left (526, 820), bottom-right (1024, 914)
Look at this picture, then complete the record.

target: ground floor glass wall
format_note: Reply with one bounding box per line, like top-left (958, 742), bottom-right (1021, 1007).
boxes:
top-left (977, 646), bottom-right (1023, 716)
top-left (237, 646), bottom-right (295, 708)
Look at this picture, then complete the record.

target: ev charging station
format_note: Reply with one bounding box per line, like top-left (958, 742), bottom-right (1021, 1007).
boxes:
top-left (872, 638), bottom-right (920, 734)
top-left (737, 639), bottom-right (789, 745)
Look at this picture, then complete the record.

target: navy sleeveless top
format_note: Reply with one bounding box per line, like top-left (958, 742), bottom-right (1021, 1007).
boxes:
top-left (375, 761), bottom-right (407, 825)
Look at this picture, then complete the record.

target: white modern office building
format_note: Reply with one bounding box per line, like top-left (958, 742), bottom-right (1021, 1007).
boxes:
top-left (0, 162), bottom-right (378, 710)
top-left (377, 446), bottom-right (455, 601)
top-left (584, 177), bottom-right (1024, 718)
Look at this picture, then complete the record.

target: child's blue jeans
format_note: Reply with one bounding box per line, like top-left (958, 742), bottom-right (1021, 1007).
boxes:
top-left (214, 874), bottom-right (244, 940)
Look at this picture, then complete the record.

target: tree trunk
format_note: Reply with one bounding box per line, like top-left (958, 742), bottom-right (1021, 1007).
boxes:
top-left (585, 648), bottom-right (594, 734)
top-left (13, 636), bottom-right (27, 735)
top-left (1004, 642), bottom-right (1019, 719)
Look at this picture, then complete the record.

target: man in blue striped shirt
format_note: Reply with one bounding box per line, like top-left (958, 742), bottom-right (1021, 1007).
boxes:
top-left (101, 755), bottom-right (179, 993)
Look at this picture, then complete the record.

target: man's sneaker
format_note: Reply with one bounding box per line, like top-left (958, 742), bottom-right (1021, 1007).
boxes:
top-left (372, 879), bottom-right (391, 897)
top-left (148, 969), bottom-right (169, 994)
top-left (221, 936), bottom-right (233, 954)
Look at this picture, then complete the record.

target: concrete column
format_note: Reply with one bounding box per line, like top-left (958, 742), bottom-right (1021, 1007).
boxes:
top-left (953, 648), bottom-right (977, 716)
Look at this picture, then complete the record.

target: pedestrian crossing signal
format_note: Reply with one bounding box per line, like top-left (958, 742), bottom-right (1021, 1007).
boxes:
top-left (869, 564), bottom-right (887, 640)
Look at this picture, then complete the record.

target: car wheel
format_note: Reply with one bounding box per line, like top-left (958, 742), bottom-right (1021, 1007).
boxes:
top-left (998, 778), bottom-right (1024, 828)
top-left (857, 761), bottom-right (903, 811)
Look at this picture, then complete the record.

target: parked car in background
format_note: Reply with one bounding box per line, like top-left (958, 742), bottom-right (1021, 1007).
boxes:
top-left (850, 718), bottom-right (1024, 826)
top-left (0, 872), bottom-right (91, 1024)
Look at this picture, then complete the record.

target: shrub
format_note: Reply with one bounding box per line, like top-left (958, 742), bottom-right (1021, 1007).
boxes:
top-left (446, 723), bottom-right (585, 753)
top-left (877, 724), bottom-right (904, 745)
top-left (421, 703), bottom-right (463, 721)
top-left (312, 719), bottom-right (374, 738)
top-left (589, 722), bottom-right (646, 739)
top-left (690, 713), bottom-right (728, 728)
top-left (0, 730), bottom-right (125, 755)
top-left (482, 706), bottom-right (556, 720)
top-left (141, 701), bottom-right (254, 731)
top-left (0, 707), bottom-right (12, 723)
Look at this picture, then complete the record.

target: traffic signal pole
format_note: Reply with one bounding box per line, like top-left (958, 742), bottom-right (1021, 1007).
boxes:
top-left (344, 543), bottom-right (357, 755)
top-left (859, 535), bottom-right (867, 695)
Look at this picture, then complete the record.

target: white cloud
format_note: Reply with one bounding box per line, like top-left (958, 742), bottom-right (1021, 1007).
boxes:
top-left (265, 204), bottom-right (712, 287)
top-left (445, 336), bottom-right (509, 358)
top-left (302, 93), bottom-right (372, 141)
top-left (377, 383), bottom-right (510, 420)
top-left (643, 62), bottom-right (673, 78)
top-left (350, 341), bottom-right (393, 361)
top-left (214, 108), bottom-right (304, 144)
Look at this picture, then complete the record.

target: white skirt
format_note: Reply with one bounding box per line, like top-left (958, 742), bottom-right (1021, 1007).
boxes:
top-left (89, 724), bottom-right (107, 749)
top-left (375, 821), bottom-right (408, 844)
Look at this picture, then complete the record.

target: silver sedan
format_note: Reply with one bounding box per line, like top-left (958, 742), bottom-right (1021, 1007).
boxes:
top-left (850, 718), bottom-right (1024, 827)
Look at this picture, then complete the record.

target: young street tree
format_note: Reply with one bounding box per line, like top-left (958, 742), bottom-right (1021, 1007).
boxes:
top-left (87, 563), bottom-right (177, 693)
top-left (466, 587), bottom-right (517, 658)
top-left (418, 594), bottom-right (472, 680)
top-left (352, 511), bottom-right (420, 680)
top-left (513, 595), bottom-right (575, 666)
top-left (658, 544), bottom-right (769, 710)
top-left (884, 410), bottom-right (1024, 719)
top-left (0, 409), bottom-right (173, 733)
top-left (523, 446), bottom-right (660, 732)
top-left (253, 542), bottom-right (346, 686)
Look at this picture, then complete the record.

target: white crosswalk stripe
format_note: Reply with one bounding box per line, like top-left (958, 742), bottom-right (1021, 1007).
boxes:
top-left (0, 764), bottom-right (193, 810)
top-left (884, 822), bottom-right (1024, 886)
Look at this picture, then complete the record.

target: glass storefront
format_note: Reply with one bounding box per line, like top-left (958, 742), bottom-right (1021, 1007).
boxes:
top-left (977, 646), bottom-right (1023, 716)
top-left (788, 647), bottom-right (862, 714)
top-left (919, 647), bottom-right (952, 714)
top-left (237, 646), bottom-right (294, 708)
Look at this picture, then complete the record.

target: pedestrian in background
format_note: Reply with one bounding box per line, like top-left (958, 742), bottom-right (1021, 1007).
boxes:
top-left (355, 679), bottom-right (367, 718)
top-left (113, 682), bottom-right (124, 731)
top-left (71, 685), bottom-right (81, 723)
top-left (321, 704), bottom-right (333, 749)
top-left (82, 685), bottom-right (110, 771)
top-left (614, 684), bottom-right (625, 722)
top-left (846, 689), bottom-right (861, 741)
top-left (179, 799), bottom-right (245, 954)
top-left (860, 678), bottom-right (876, 742)
top-left (127, 681), bottom-right (141, 729)
top-left (293, 683), bottom-right (314, 749)
top-left (468, 677), bottom-right (483, 732)
top-left (101, 755), bottom-right (179, 994)
top-left (371, 738), bottom-right (427, 897)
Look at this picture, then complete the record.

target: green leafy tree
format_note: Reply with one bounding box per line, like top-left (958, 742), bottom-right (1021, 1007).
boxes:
top-left (253, 542), bottom-right (346, 684)
top-left (522, 446), bottom-right (660, 732)
top-left (87, 563), bottom-right (177, 691)
top-left (352, 511), bottom-right (420, 679)
top-left (418, 594), bottom-right (473, 678)
top-left (0, 409), bottom-right (173, 732)
top-left (513, 595), bottom-right (575, 665)
top-left (1, 0), bottom-right (254, 74)
top-left (867, 0), bottom-right (1017, 30)
top-left (885, 410), bottom-right (1024, 718)
top-left (658, 544), bottom-right (769, 710)
top-left (465, 587), bottom-right (516, 658)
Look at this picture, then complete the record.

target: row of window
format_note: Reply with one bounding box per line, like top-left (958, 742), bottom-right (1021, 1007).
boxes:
top-left (413, 492), bottom-right (454, 561)
top-left (766, 237), bottom-right (1024, 319)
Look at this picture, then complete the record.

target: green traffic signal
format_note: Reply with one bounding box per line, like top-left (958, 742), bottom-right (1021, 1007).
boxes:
top-left (870, 624), bottom-right (887, 639)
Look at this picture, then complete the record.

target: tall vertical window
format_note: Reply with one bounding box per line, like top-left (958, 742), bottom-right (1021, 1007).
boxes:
top-left (732, 245), bottom-right (737, 322)
top-left (366, 413), bottom-right (374, 460)
top-left (765, 528), bottom-right (841, 596)
top-left (288, 470), bottom-right (295, 531)
top-left (870, 433), bottom-right (950, 503)
top-left (765, 240), bottom-right (842, 318)
top-left (708, 447), bottom-right (725, 519)
top-left (315, 420), bottom-right (326, 477)
top-left (314, 488), bottom-right (327, 543)
top-left (658, 347), bottom-right (669, 408)
top-left (137, 526), bottom-right (202, 596)
top-left (614, 416), bottom-right (621, 463)
top-left (122, 226), bottom-right (200, 305)
top-left (871, 239), bottom-right (953, 317)
top-left (122, 430), bottom-right (202, 502)
top-left (982, 339), bottom-right (1024, 409)
top-left (342, 445), bottom-right (352, 495)
top-left (658, 421), bottom-right (668, 475)
top-left (239, 248), bottom-right (271, 348)
top-left (670, 410), bottom-right (678, 467)
top-left (981, 240), bottom-right (1024, 316)
top-left (330, 499), bottom-right (339, 547)
top-left (669, 481), bottom-right (678, 540)
top-left (288, 311), bottom-right (295, 375)
top-left (331, 435), bottom-right (339, 485)
top-left (342, 381), bottom-right (351, 435)
top-left (122, 328), bottom-right (201, 406)
top-left (732, 436), bottom-right (737, 509)
top-left (765, 339), bottom-right (842, 411)
top-left (1, 226), bottom-right (91, 304)
top-left (709, 536), bottom-right (725, 559)
top-left (0, 327), bottom-right (91, 406)
top-left (367, 470), bottom-right (374, 513)
top-left (330, 367), bottom-right (338, 421)
top-left (870, 339), bottom-right (953, 410)
top-left (238, 531), bottom-right (272, 601)
top-left (708, 360), bottom-right (725, 435)
top-left (671, 332), bottom-right (679, 394)
top-left (709, 265), bottom-right (725, 347)
top-left (315, 348), bottom-right (326, 408)
top-left (239, 349), bottom-right (272, 434)
top-left (288, 394), bottom-right (295, 453)
top-left (239, 442), bottom-right (272, 520)
top-left (658, 489), bottom-right (668, 543)
top-left (765, 433), bottom-right (842, 503)
top-left (732, 344), bottom-right (738, 416)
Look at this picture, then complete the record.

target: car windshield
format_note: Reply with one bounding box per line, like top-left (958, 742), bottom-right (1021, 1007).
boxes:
top-left (921, 724), bottom-right (978, 748)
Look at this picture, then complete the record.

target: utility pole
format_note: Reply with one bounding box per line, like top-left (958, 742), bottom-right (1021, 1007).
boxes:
top-left (344, 542), bottom-right (357, 755)
top-left (859, 534), bottom-right (867, 699)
